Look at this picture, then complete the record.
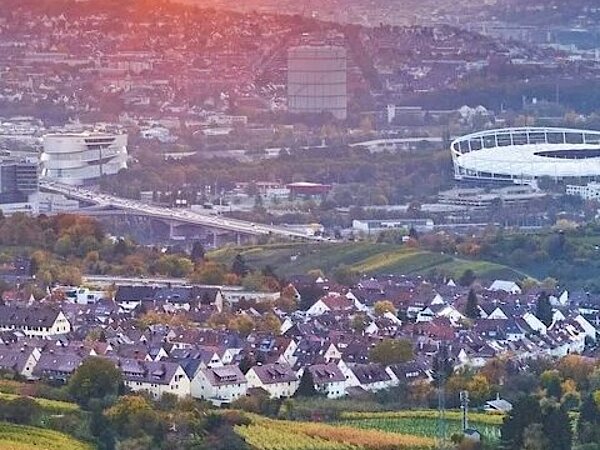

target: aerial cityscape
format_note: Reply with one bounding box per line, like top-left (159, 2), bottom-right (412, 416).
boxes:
top-left (0, 0), bottom-right (599, 449)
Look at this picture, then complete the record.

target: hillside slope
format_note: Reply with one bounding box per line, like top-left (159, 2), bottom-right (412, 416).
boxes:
top-left (208, 242), bottom-right (527, 281)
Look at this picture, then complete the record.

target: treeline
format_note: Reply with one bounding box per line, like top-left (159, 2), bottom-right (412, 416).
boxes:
top-left (102, 145), bottom-right (453, 205)
top-left (403, 223), bottom-right (600, 291)
top-left (0, 214), bottom-right (195, 287)
top-left (0, 213), bottom-right (293, 293)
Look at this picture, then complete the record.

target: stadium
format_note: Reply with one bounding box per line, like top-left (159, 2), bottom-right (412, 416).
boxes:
top-left (451, 127), bottom-right (600, 183)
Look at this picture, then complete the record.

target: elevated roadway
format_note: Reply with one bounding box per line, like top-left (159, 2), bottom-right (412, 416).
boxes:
top-left (40, 180), bottom-right (325, 241)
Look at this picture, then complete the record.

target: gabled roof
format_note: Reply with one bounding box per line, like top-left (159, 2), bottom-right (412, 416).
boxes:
top-left (201, 365), bottom-right (246, 386)
top-left (33, 352), bottom-right (83, 376)
top-left (117, 358), bottom-right (182, 385)
top-left (308, 363), bottom-right (345, 384)
top-left (115, 285), bottom-right (158, 302)
top-left (0, 346), bottom-right (35, 373)
top-left (387, 361), bottom-right (429, 382)
top-left (351, 363), bottom-right (391, 384)
top-left (319, 294), bottom-right (354, 311)
top-left (250, 362), bottom-right (297, 384)
top-left (0, 305), bottom-right (62, 328)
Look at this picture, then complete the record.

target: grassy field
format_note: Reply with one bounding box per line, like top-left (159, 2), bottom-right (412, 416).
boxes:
top-left (208, 242), bottom-right (527, 281)
top-left (337, 410), bottom-right (503, 443)
top-left (0, 422), bottom-right (92, 450)
top-left (0, 392), bottom-right (79, 414)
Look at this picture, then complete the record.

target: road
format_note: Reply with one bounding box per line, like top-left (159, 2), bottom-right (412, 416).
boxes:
top-left (82, 274), bottom-right (190, 286)
top-left (40, 180), bottom-right (326, 241)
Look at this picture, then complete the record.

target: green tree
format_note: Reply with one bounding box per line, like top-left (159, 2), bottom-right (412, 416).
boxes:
top-left (295, 368), bottom-right (319, 397)
top-left (106, 395), bottom-right (165, 443)
top-left (522, 423), bottom-right (549, 450)
top-left (541, 402), bottom-right (572, 450)
top-left (54, 235), bottom-right (74, 256)
top-left (191, 241), bottom-right (205, 262)
top-left (90, 406), bottom-right (116, 450)
top-left (465, 288), bottom-right (480, 319)
top-left (373, 300), bottom-right (397, 316)
top-left (369, 339), bottom-right (413, 365)
top-left (351, 313), bottom-right (369, 334)
top-left (458, 269), bottom-right (476, 287)
top-left (540, 370), bottom-right (562, 399)
top-left (68, 357), bottom-right (122, 408)
top-left (189, 261), bottom-right (227, 285)
top-left (500, 395), bottom-right (542, 450)
top-left (536, 292), bottom-right (553, 327)
top-left (4, 397), bottom-right (40, 424)
top-left (578, 394), bottom-right (600, 444)
top-left (232, 254), bottom-right (249, 277)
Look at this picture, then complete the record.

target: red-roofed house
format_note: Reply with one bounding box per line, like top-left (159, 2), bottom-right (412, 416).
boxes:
top-left (306, 294), bottom-right (355, 316)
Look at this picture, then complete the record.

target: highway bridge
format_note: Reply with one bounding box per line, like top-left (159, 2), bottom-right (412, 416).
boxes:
top-left (40, 180), bottom-right (325, 241)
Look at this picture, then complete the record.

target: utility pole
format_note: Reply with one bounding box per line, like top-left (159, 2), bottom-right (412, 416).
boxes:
top-left (434, 342), bottom-right (451, 449)
top-left (437, 381), bottom-right (447, 448)
top-left (460, 390), bottom-right (470, 432)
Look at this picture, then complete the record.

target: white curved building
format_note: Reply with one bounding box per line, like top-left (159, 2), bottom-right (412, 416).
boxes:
top-left (451, 127), bottom-right (600, 183)
top-left (41, 132), bottom-right (128, 185)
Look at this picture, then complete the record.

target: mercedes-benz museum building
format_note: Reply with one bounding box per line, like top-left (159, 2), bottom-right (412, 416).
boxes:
top-left (451, 127), bottom-right (600, 183)
top-left (41, 132), bottom-right (128, 185)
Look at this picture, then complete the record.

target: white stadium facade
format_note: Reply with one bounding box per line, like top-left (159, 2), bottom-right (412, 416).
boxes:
top-left (451, 127), bottom-right (600, 183)
top-left (41, 132), bottom-right (128, 185)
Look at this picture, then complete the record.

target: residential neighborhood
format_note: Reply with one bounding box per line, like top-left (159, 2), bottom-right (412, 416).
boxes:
top-left (0, 272), bottom-right (595, 408)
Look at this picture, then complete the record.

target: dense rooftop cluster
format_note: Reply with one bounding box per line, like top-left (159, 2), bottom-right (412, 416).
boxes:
top-left (0, 272), bottom-right (596, 406)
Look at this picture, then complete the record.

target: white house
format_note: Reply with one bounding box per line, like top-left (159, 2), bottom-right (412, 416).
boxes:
top-left (324, 343), bottom-right (342, 362)
top-left (489, 280), bottom-right (522, 294)
top-left (416, 304), bottom-right (464, 324)
top-left (0, 346), bottom-right (40, 380)
top-left (306, 294), bottom-right (356, 317)
top-left (221, 287), bottom-right (280, 305)
top-left (550, 291), bottom-right (569, 307)
top-left (120, 359), bottom-right (190, 399)
top-left (191, 366), bottom-right (247, 405)
top-left (574, 314), bottom-right (597, 341)
top-left (485, 395), bottom-right (513, 413)
top-left (64, 287), bottom-right (106, 305)
top-left (345, 363), bottom-right (395, 392)
top-left (307, 363), bottom-right (346, 399)
top-left (523, 312), bottom-right (548, 335)
top-left (0, 306), bottom-right (71, 338)
top-left (486, 306), bottom-right (510, 320)
top-left (246, 363), bottom-right (299, 398)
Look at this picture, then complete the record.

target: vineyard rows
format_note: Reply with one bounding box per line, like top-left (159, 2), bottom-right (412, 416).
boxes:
top-left (235, 415), bottom-right (435, 450)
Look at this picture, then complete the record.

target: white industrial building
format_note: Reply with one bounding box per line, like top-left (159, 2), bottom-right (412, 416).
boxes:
top-left (566, 182), bottom-right (600, 200)
top-left (352, 219), bottom-right (434, 234)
